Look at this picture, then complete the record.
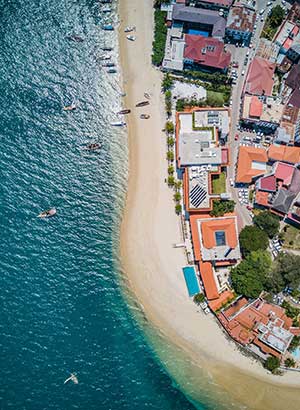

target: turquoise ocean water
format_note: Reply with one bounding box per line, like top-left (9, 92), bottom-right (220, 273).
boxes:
top-left (0, 1), bottom-right (233, 409)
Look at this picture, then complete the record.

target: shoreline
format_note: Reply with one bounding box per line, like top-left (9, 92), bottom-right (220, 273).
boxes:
top-left (118, 1), bottom-right (300, 409)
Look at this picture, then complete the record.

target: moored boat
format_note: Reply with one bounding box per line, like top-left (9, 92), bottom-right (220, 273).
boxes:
top-left (107, 68), bottom-right (117, 73)
top-left (117, 109), bottom-right (131, 115)
top-left (38, 208), bottom-right (57, 218)
top-left (102, 24), bottom-right (114, 31)
top-left (135, 101), bottom-right (150, 107)
top-left (144, 92), bottom-right (150, 99)
top-left (98, 54), bottom-right (111, 60)
top-left (140, 114), bottom-right (150, 119)
top-left (66, 35), bottom-right (84, 42)
top-left (86, 143), bottom-right (101, 151)
top-left (110, 121), bottom-right (126, 127)
top-left (102, 7), bottom-right (112, 12)
top-left (101, 46), bottom-right (113, 51)
top-left (126, 35), bottom-right (136, 41)
top-left (124, 26), bottom-right (136, 33)
top-left (102, 62), bottom-right (115, 68)
top-left (63, 103), bottom-right (76, 111)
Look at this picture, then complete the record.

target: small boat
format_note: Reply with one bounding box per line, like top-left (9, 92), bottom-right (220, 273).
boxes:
top-left (124, 26), bottom-right (136, 33)
top-left (102, 7), bottom-right (112, 12)
top-left (110, 121), bottom-right (126, 127)
top-left (63, 103), bottom-right (76, 111)
top-left (38, 208), bottom-right (57, 218)
top-left (66, 35), bottom-right (84, 43)
top-left (98, 54), bottom-right (111, 60)
top-left (136, 101), bottom-right (150, 107)
top-left (101, 46), bottom-right (113, 51)
top-left (102, 62), bottom-right (115, 67)
top-left (144, 92), bottom-right (150, 100)
top-left (102, 24), bottom-right (114, 31)
top-left (107, 68), bottom-right (117, 73)
top-left (117, 109), bottom-right (131, 115)
top-left (140, 114), bottom-right (150, 119)
top-left (64, 373), bottom-right (78, 385)
top-left (86, 143), bottom-right (101, 151)
top-left (126, 35), bottom-right (136, 41)
top-left (100, 0), bottom-right (112, 3)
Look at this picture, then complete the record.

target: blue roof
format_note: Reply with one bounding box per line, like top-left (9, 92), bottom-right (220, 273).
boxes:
top-left (182, 266), bottom-right (200, 297)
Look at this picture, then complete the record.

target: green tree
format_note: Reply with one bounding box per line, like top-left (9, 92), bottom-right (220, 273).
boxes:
top-left (239, 225), bottom-right (269, 257)
top-left (167, 137), bottom-right (175, 147)
top-left (174, 191), bottom-right (181, 202)
top-left (152, 10), bottom-right (167, 66)
top-left (281, 301), bottom-right (300, 319)
top-left (210, 200), bottom-right (235, 217)
top-left (167, 150), bottom-right (174, 161)
top-left (253, 211), bottom-right (280, 238)
top-left (193, 293), bottom-right (206, 305)
top-left (168, 165), bottom-right (174, 175)
top-left (284, 358), bottom-right (296, 368)
top-left (165, 121), bottom-right (174, 134)
top-left (175, 204), bottom-right (182, 214)
top-left (264, 356), bottom-right (280, 373)
top-left (162, 74), bottom-right (173, 92)
top-left (230, 250), bottom-right (272, 299)
top-left (167, 175), bottom-right (175, 186)
top-left (176, 98), bottom-right (186, 112)
top-left (174, 180), bottom-right (182, 191)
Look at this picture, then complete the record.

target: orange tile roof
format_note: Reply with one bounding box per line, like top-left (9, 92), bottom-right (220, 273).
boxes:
top-left (255, 191), bottom-right (269, 206)
top-left (201, 218), bottom-right (238, 249)
top-left (253, 337), bottom-right (281, 358)
top-left (268, 144), bottom-right (300, 164)
top-left (249, 96), bottom-right (263, 117)
top-left (236, 146), bottom-right (268, 183)
top-left (199, 262), bottom-right (219, 300)
top-left (208, 289), bottom-right (235, 311)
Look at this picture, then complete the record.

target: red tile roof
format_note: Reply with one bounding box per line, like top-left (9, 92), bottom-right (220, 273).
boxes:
top-left (258, 174), bottom-right (277, 191)
top-left (244, 57), bottom-right (275, 96)
top-left (184, 35), bottom-right (231, 70)
top-left (236, 146), bottom-right (268, 184)
top-left (208, 290), bottom-right (235, 311)
top-left (274, 162), bottom-right (295, 185)
top-left (199, 261), bottom-right (219, 300)
top-left (249, 96), bottom-right (263, 117)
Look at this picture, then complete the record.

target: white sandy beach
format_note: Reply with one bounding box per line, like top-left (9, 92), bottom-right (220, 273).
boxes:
top-left (119, 1), bottom-right (300, 409)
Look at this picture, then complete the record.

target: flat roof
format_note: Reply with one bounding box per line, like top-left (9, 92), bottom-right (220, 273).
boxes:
top-left (194, 108), bottom-right (229, 137)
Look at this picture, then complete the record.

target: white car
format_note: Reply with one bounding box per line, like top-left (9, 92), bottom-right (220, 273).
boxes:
top-left (230, 178), bottom-right (234, 187)
top-left (260, 9), bottom-right (265, 15)
top-left (241, 70), bottom-right (245, 75)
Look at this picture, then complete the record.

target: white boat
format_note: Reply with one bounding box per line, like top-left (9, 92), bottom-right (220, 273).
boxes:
top-left (110, 121), bottom-right (126, 127)
top-left (102, 7), bottom-right (112, 12)
top-left (124, 26), bottom-right (136, 33)
top-left (64, 373), bottom-right (78, 385)
top-left (126, 35), bottom-right (136, 41)
top-left (98, 54), bottom-right (111, 60)
top-left (37, 208), bottom-right (57, 218)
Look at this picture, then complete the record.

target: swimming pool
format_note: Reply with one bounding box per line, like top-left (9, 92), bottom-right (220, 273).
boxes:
top-left (187, 29), bottom-right (209, 37)
top-left (291, 346), bottom-right (300, 360)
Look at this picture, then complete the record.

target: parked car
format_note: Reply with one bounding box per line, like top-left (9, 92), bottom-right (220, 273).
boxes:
top-left (235, 134), bottom-right (239, 141)
top-left (241, 70), bottom-right (245, 75)
top-left (259, 8), bottom-right (265, 15)
top-left (230, 178), bottom-right (234, 187)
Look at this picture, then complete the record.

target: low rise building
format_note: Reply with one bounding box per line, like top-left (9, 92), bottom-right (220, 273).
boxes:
top-left (241, 95), bottom-right (284, 131)
top-left (235, 146), bottom-right (268, 184)
top-left (193, 0), bottom-right (233, 14)
top-left (218, 298), bottom-right (296, 358)
top-left (225, 3), bottom-right (256, 46)
top-left (243, 57), bottom-right (275, 97)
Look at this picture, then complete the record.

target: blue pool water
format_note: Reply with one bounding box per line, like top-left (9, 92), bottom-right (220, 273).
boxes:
top-left (187, 29), bottom-right (209, 37)
top-left (292, 347), bottom-right (300, 360)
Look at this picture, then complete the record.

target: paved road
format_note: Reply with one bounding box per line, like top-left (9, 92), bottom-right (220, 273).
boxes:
top-left (225, 1), bottom-right (277, 230)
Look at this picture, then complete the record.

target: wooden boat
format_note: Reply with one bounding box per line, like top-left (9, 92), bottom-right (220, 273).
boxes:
top-left (101, 46), bottom-right (113, 51)
top-left (64, 373), bottom-right (78, 385)
top-left (102, 24), bottom-right (114, 31)
top-left (102, 62), bottom-right (115, 67)
top-left (98, 54), bottom-right (111, 60)
top-left (107, 68), bottom-right (117, 73)
top-left (110, 121), bottom-right (126, 127)
top-left (117, 109), bottom-right (131, 115)
top-left (63, 103), bottom-right (76, 111)
top-left (66, 35), bottom-right (84, 42)
top-left (135, 101), bottom-right (150, 107)
top-left (86, 143), bottom-right (101, 151)
top-left (140, 114), bottom-right (150, 119)
top-left (38, 208), bottom-right (57, 218)
top-left (124, 26), bottom-right (136, 33)
top-left (126, 35), bottom-right (136, 41)
top-left (144, 92), bottom-right (150, 100)
top-left (100, 0), bottom-right (112, 3)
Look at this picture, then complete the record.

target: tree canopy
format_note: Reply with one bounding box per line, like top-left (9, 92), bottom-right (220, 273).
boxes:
top-left (239, 225), bottom-right (269, 257)
top-left (264, 356), bottom-right (280, 373)
top-left (230, 250), bottom-right (272, 299)
top-left (210, 200), bottom-right (235, 217)
top-left (270, 252), bottom-right (300, 291)
top-left (253, 211), bottom-right (280, 238)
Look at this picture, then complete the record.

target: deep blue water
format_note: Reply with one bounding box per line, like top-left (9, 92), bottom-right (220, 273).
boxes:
top-left (0, 1), bottom-right (206, 409)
